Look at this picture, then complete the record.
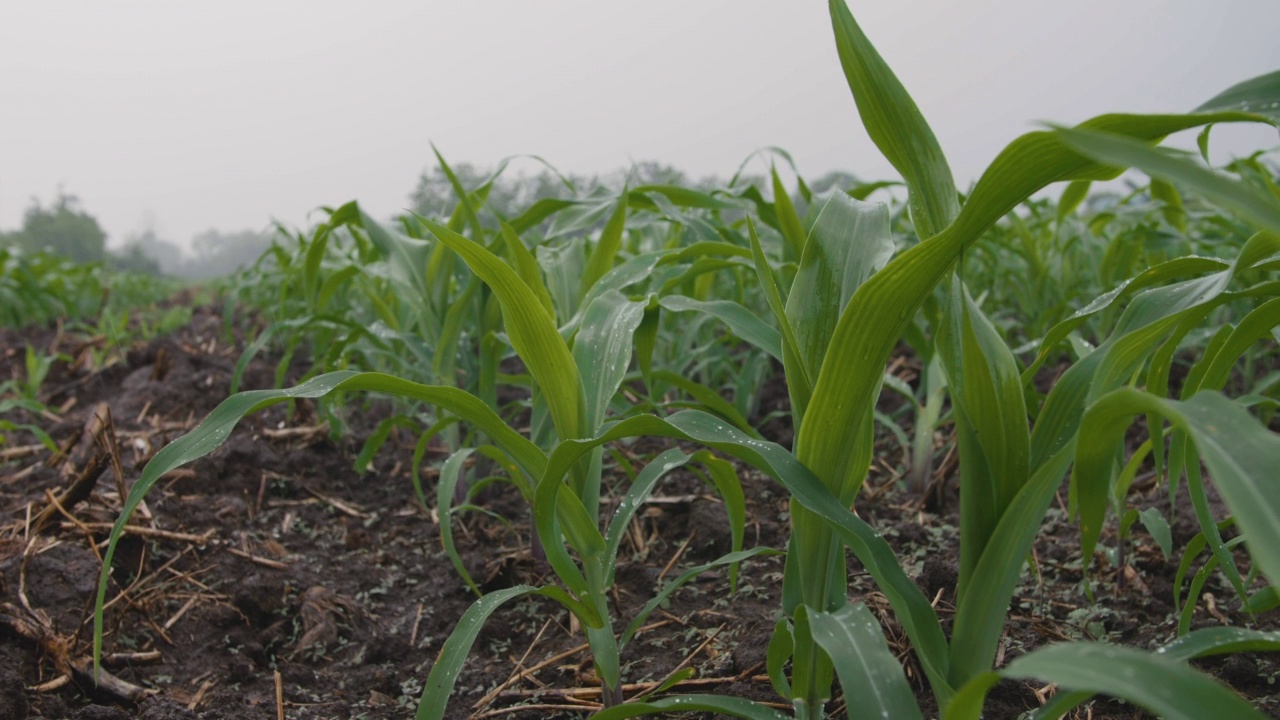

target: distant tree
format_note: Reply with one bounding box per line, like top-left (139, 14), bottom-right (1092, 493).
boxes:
top-left (7, 193), bottom-right (107, 263)
top-left (109, 243), bottom-right (163, 275)
top-left (184, 228), bottom-right (273, 279)
top-left (121, 229), bottom-right (184, 275)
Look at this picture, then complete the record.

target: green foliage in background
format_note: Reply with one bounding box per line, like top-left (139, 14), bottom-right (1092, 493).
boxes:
top-left (1, 193), bottom-right (107, 264)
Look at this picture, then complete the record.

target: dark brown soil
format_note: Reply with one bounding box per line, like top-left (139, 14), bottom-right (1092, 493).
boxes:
top-left (2, 309), bottom-right (1277, 719)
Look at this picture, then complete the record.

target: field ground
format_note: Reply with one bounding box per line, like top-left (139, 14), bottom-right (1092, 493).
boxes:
top-left (2, 307), bottom-right (1277, 720)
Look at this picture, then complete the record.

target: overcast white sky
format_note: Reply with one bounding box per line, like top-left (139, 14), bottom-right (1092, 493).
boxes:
top-left (2, 1), bottom-right (1278, 252)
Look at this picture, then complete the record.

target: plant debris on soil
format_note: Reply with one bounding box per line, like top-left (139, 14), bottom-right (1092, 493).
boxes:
top-left (2, 307), bottom-right (1277, 719)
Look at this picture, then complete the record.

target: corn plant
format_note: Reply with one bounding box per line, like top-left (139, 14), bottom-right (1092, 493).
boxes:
top-left (601, 2), bottom-right (1280, 717)
top-left (0, 247), bottom-right (101, 327)
top-left (0, 347), bottom-right (59, 452)
top-left (0, 247), bottom-right (179, 330)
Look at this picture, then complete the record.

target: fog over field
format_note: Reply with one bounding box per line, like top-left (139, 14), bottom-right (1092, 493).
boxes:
top-left (2, 1), bottom-right (1278, 253)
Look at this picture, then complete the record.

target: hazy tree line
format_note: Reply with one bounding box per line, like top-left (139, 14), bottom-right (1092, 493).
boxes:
top-left (0, 193), bottom-right (274, 280)
top-left (2, 163), bottom-right (861, 280)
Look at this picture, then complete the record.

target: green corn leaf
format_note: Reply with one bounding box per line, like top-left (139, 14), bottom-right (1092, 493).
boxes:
top-left (634, 301), bottom-right (660, 390)
top-left (730, 146), bottom-right (811, 198)
top-left (657, 258), bottom-right (756, 298)
top-left (1150, 177), bottom-right (1188, 232)
top-left (1056, 180), bottom-right (1092, 225)
top-left (767, 619), bottom-right (795, 700)
top-left (936, 280), bottom-right (1029, 609)
top-left (1029, 231), bottom-right (1280, 481)
top-left (431, 144), bottom-right (487, 243)
top-left (1194, 69), bottom-right (1280, 122)
top-left (846, 179), bottom-right (902, 201)
top-left (508, 197), bottom-right (580, 234)
top-left (807, 603), bottom-right (924, 720)
top-left (941, 671), bottom-right (1002, 720)
top-left (790, 601), bottom-right (831, 717)
top-left (747, 218), bottom-right (812, 425)
top-left (93, 371), bottom-right (548, 674)
top-left (498, 221), bottom-right (556, 317)
top-left (418, 215), bottom-right (585, 443)
top-left (1173, 519), bottom-right (1233, 620)
top-left (415, 584), bottom-right (598, 720)
top-left (648, 370), bottom-right (760, 437)
top-left (787, 191), bottom-right (894, 400)
top-left (1160, 627), bottom-right (1280, 661)
top-left (555, 483), bottom-right (608, 571)
top-left (659, 295), bottom-right (783, 362)
top-left (581, 191), bottom-right (629, 298)
top-left (1137, 507), bottom-right (1174, 560)
top-left (1176, 537), bottom-right (1247, 636)
top-left (1077, 389), bottom-right (1280, 586)
top-left (680, 451), bottom-right (749, 590)
top-left (546, 195), bottom-right (619, 239)
top-left (991, 643), bottom-right (1266, 720)
top-left (302, 225), bottom-right (331, 307)
top-left (431, 275), bottom-right (480, 380)
top-left (603, 448), bottom-right (693, 577)
top-left (1054, 126), bottom-right (1280, 234)
top-left (0, 416), bottom-right (57, 453)
top-left (537, 239), bottom-right (586, 321)
top-left (574, 290), bottom-right (646, 432)
top-left (627, 184), bottom-right (740, 212)
top-left (1025, 255), bottom-right (1230, 381)
top-left (1247, 587), bottom-right (1280, 613)
top-left (1191, 293), bottom-right (1280, 395)
top-left (772, 165), bottom-right (808, 261)
top-left (424, 239), bottom-right (457, 330)
top-left (735, 183), bottom-right (784, 234)
top-left (590, 694), bottom-right (790, 720)
top-left (437, 448), bottom-right (480, 596)
top-left (571, 290), bottom-right (646, 517)
top-left (650, 671), bottom-right (700, 700)
top-left (238, 316), bottom-right (379, 396)
top-left (948, 446), bottom-right (1075, 688)
top-left (1004, 628), bottom-right (1280, 718)
top-left (355, 208), bottom-right (434, 313)
top-left (828, 0), bottom-right (958, 240)
top-left (949, 643), bottom-right (1268, 720)
top-left (800, 108), bottom-right (1268, 515)
top-left (315, 264), bottom-right (360, 312)
top-left (561, 250), bottom-right (666, 338)
top-left (531, 457), bottom-right (601, 597)
top-left (660, 241), bottom-right (755, 266)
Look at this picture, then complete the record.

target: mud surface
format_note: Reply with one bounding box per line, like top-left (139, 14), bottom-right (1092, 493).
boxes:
top-left (2, 309), bottom-right (1277, 719)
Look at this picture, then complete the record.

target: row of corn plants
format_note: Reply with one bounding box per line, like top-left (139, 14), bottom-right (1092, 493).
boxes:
top-left (2, 247), bottom-right (189, 449)
top-left (0, 246), bottom-right (182, 331)
top-left (93, 1), bottom-right (1280, 717)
